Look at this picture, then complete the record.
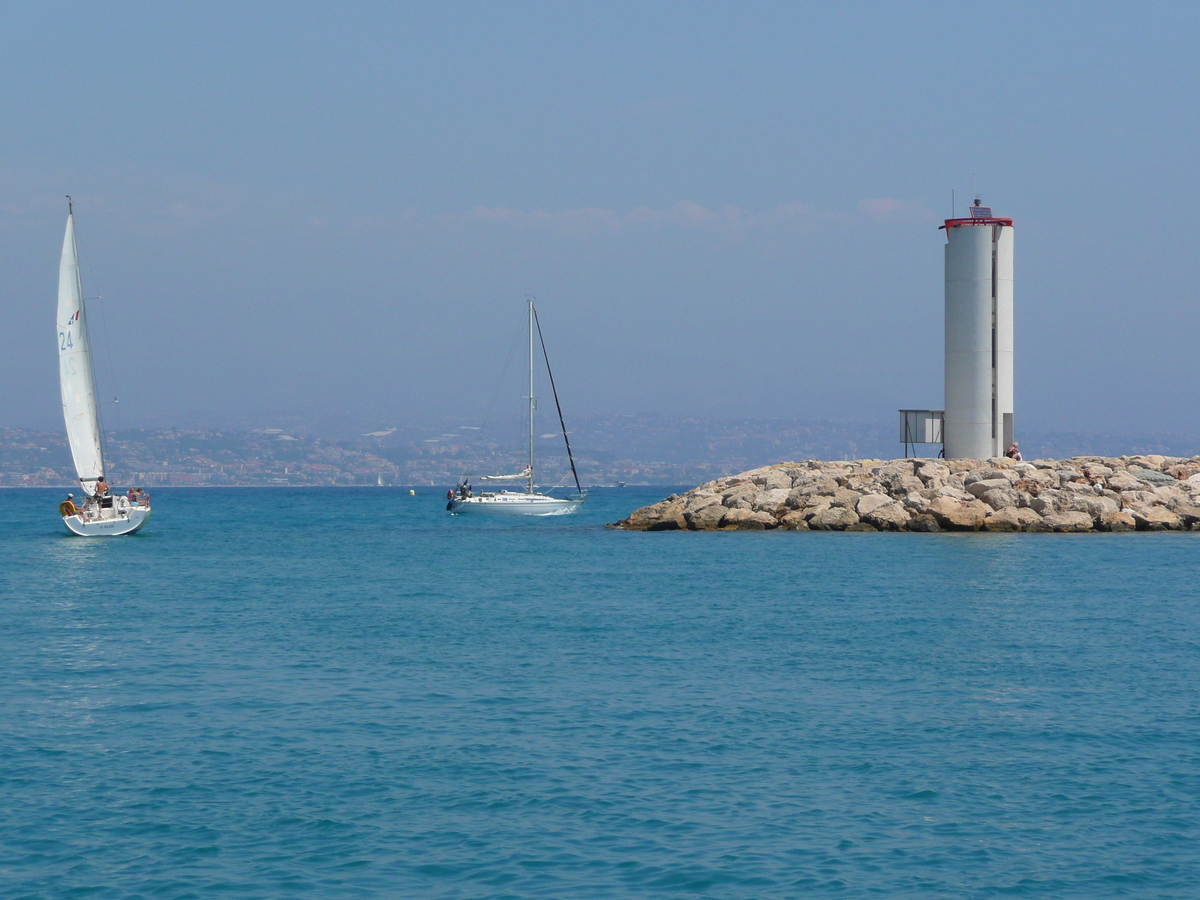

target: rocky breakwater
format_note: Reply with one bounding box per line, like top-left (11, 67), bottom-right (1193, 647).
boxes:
top-left (612, 455), bottom-right (1200, 532)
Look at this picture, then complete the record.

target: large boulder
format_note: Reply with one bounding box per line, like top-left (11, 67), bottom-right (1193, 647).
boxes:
top-left (966, 478), bottom-right (1012, 499)
top-left (1099, 510), bottom-right (1137, 532)
top-left (915, 462), bottom-right (950, 486)
top-left (720, 507), bottom-right (779, 530)
top-left (756, 469), bottom-right (793, 492)
top-left (981, 487), bottom-right (1019, 511)
top-left (964, 468), bottom-right (1010, 488)
top-left (1105, 471), bottom-right (1143, 493)
top-left (1130, 505), bottom-right (1183, 531)
top-left (928, 496), bottom-right (987, 531)
top-left (1174, 504), bottom-right (1200, 528)
top-left (983, 507), bottom-right (1022, 531)
top-left (907, 513), bottom-right (941, 532)
top-left (685, 502), bottom-right (727, 531)
top-left (1041, 511), bottom-right (1095, 532)
top-left (809, 507), bottom-right (861, 531)
top-left (857, 495), bottom-right (910, 531)
top-left (752, 488), bottom-right (792, 514)
top-left (778, 510), bottom-right (811, 530)
top-left (721, 483), bottom-right (757, 509)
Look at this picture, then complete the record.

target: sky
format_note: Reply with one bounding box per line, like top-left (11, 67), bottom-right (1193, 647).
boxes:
top-left (2, 1), bottom-right (1198, 439)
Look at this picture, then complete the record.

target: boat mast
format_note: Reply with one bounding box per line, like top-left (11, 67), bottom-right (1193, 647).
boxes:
top-left (527, 297), bottom-right (535, 495)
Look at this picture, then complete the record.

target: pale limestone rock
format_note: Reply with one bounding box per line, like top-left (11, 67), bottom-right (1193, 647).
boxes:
top-left (1105, 472), bottom-right (1142, 492)
top-left (830, 488), bottom-right (862, 509)
top-left (862, 501), bottom-right (909, 531)
top-left (983, 507), bottom-right (1022, 531)
top-left (1015, 508), bottom-right (1043, 529)
top-left (1120, 490), bottom-right (1160, 508)
top-left (758, 470), bottom-right (793, 492)
top-left (928, 496), bottom-right (987, 531)
top-left (1129, 505), bottom-right (1182, 530)
top-left (889, 474), bottom-right (926, 497)
top-left (778, 510), bottom-right (810, 530)
top-left (947, 459), bottom-right (983, 474)
top-left (903, 491), bottom-right (933, 513)
top-left (872, 460), bottom-right (917, 478)
top-left (915, 462), bottom-right (950, 486)
top-left (685, 503), bottom-right (727, 531)
top-left (796, 501), bottom-right (835, 520)
top-left (933, 486), bottom-right (973, 502)
top-left (1082, 496), bottom-right (1120, 519)
top-left (967, 478), bottom-right (1011, 498)
top-left (981, 487), bottom-right (1019, 511)
top-left (720, 507), bottom-right (778, 529)
top-left (1042, 511), bottom-right (1094, 532)
top-left (1100, 510), bottom-right (1136, 532)
top-left (752, 488), bottom-right (791, 513)
top-left (683, 492), bottom-right (721, 513)
top-left (964, 467), bottom-right (1008, 487)
top-left (721, 484), bottom-right (757, 509)
top-left (1175, 504), bottom-right (1200, 528)
top-left (809, 506), bottom-right (860, 531)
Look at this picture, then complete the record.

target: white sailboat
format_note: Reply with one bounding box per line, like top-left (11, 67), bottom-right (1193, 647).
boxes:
top-left (449, 299), bottom-right (585, 516)
top-left (57, 199), bottom-right (150, 536)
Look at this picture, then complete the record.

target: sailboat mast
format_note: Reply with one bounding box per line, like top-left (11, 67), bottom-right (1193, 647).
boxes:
top-left (528, 297), bottom-right (535, 495)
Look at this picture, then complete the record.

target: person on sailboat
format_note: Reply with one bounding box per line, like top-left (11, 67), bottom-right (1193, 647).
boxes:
top-left (94, 476), bottom-right (110, 497)
top-left (60, 493), bottom-right (78, 517)
top-left (126, 487), bottom-right (138, 503)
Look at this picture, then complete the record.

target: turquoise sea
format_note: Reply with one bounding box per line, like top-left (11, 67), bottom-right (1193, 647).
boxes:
top-left (2, 486), bottom-right (1199, 898)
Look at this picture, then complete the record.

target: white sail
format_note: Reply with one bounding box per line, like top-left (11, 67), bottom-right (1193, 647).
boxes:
top-left (57, 212), bottom-right (105, 492)
top-left (479, 467), bottom-right (533, 482)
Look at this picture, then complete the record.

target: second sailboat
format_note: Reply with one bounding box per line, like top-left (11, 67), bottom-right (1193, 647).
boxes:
top-left (448, 299), bottom-right (585, 515)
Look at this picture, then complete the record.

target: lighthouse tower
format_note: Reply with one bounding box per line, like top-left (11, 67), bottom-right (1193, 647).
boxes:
top-left (942, 199), bottom-right (1013, 459)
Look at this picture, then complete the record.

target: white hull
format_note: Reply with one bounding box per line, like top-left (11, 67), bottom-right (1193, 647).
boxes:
top-left (450, 492), bottom-right (582, 516)
top-left (64, 504), bottom-right (151, 536)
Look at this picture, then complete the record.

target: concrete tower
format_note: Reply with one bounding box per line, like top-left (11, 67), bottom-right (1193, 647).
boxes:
top-left (942, 200), bottom-right (1013, 459)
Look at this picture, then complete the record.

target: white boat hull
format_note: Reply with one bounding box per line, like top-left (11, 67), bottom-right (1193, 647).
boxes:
top-left (63, 505), bottom-right (151, 536)
top-left (449, 492), bottom-right (582, 516)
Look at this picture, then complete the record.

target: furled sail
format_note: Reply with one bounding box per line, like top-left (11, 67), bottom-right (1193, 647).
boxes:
top-left (479, 467), bottom-right (533, 482)
top-left (57, 211), bottom-right (105, 493)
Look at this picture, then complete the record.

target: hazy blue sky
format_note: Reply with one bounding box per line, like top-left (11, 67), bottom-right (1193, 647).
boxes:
top-left (2, 2), bottom-right (1197, 438)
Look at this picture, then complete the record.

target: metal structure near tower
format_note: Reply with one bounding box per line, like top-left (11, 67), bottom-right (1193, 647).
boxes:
top-left (941, 199), bottom-right (1013, 459)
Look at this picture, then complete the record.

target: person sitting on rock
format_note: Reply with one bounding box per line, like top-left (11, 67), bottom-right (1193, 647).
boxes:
top-left (1005, 443), bottom-right (1022, 461)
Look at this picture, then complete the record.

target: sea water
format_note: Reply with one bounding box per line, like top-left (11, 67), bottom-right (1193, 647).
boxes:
top-left (1, 486), bottom-right (1198, 899)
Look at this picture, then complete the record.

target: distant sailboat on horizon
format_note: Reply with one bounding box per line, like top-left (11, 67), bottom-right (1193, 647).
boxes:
top-left (56, 199), bottom-right (150, 536)
top-left (448, 298), bottom-right (585, 516)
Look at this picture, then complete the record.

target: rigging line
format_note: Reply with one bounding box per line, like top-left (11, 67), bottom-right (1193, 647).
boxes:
top-left (532, 306), bottom-right (582, 496)
top-left (465, 312), bottom-right (525, 472)
top-left (76, 226), bottom-right (123, 421)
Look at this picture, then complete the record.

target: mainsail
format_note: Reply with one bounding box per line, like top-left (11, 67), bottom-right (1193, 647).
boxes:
top-left (57, 209), bottom-right (105, 493)
top-left (479, 467), bottom-right (533, 482)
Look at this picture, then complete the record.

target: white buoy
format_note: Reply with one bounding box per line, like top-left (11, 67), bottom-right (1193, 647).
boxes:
top-left (409, 489), bottom-right (416, 495)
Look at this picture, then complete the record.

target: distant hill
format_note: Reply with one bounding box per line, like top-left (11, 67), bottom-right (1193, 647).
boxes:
top-left (3, 418), bottom-right (1197, 487)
